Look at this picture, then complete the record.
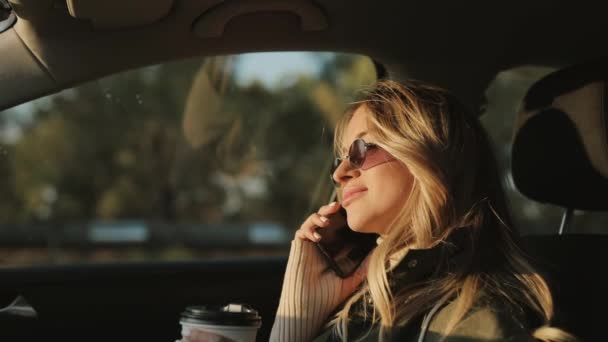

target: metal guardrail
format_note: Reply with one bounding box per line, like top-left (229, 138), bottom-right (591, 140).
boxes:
top-left (0, 221), bottom-right (291, 248)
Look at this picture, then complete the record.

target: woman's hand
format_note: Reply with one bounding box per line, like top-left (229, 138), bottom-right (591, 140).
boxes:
top-left (180, 329), bottom-right (235, 342)
top-left (269, 201), bottom-right (372, 342)
top-left (294, 201), bottom-right (344, 242)
top-left (295, 201), bottom-right (371, 307)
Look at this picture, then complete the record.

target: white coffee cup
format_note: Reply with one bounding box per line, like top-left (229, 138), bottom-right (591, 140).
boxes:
top-left (179, 303), bottom-right (262, 342)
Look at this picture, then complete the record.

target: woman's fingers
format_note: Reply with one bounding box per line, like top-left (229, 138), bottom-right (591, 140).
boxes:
top-left (317, 201), bottom-right (341, 216)
top-left (296, 213), bottom-right (329, 241)
top-left (295, 202), bottom-right (341, 242)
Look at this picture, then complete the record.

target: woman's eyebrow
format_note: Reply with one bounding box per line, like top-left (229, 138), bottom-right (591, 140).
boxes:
top-left (355, 131), bottom-right (368, 138)
top-left (340, 131), bottom-right (370, 152)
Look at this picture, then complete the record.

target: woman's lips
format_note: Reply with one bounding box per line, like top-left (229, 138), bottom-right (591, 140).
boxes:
top-left (342, 188), bottom-right (367, 206)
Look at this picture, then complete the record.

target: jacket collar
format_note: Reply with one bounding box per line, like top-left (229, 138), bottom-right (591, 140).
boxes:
top-left (388, 228), bottom-right (471, 288)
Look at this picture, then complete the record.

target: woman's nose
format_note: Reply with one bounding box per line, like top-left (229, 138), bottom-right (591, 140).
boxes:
top-left (332, 159), bottom-right (359, 186)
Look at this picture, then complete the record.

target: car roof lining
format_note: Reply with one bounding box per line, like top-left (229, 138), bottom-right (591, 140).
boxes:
top-left (66, 0), bottom-right (174, 29)
top-left (3, 0), bottom-right (608, 111)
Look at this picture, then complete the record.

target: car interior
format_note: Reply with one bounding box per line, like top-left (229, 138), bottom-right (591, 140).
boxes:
top-left (512, 60), bottom-right (608, 341)
top-left (0, 1), bottom-right (607, 341)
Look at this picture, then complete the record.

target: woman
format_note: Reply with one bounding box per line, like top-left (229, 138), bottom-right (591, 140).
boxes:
top-left (186, 80), bottom-right (575, 341)
top-left (269, 79), bottom-right (575, 342)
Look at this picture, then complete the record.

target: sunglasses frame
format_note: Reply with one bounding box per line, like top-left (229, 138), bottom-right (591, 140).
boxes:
top-left (330, 138), bottom-right (392, 185)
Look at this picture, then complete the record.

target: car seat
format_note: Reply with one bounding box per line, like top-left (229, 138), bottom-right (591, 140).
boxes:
top-left (511, 59), bottom-right (608, 341)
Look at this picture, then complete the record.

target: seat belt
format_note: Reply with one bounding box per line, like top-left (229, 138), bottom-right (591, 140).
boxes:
top-left (417, 295), bottom-right (450, 342)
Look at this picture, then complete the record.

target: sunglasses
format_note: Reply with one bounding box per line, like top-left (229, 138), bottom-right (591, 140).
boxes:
top-left (330, 138), bottom-right (395, 185)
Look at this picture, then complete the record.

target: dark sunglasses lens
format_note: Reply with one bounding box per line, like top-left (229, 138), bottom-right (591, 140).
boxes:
top-left (349, 139), bottom-right (366, 168)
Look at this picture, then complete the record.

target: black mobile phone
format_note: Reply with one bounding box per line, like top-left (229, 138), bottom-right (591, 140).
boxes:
top-left (314, 207), bottom-right (378, 278)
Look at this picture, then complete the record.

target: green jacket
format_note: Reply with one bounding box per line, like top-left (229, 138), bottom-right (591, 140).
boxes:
top-left (312, 297), bottom-right (535, 341)
top-left (312, 230), bottom-right (537, 341)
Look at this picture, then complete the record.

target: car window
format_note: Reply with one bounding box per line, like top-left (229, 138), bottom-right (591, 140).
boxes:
top-left (481, 66), bottom-right (608, 235)
top-left (0, 52), bottom-right (377, 266)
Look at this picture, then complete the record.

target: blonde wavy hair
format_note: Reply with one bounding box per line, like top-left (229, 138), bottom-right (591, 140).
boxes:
top-left (327, 80), bottom-right (575, 341)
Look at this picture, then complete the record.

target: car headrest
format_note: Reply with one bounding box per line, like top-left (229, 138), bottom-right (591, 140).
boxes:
top-left (512, 60), bottom-right (608, 211)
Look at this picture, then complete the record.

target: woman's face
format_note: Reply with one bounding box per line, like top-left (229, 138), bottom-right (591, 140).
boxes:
top-left (333, 106), bottom-right (415, 235)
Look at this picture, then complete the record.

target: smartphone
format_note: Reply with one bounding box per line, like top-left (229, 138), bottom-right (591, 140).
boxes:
top-left (314, 207), bottom-right (378, 278)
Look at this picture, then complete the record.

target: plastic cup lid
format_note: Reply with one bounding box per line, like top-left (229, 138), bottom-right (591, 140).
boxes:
top-left (180, 303), bottom-right (261, 327)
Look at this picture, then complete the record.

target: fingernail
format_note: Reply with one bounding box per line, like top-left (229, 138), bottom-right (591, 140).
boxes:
top-left (328, 201), bottom-right (337, 206)
top-left (320, 216), bottom-right (328, 222)
top-left (313, 232), bottom-right (322, 240)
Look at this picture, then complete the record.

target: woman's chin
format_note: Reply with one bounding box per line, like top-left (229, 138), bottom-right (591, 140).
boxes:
top-left (348, 224), bottom-right (363, 232)
top-left (346, 216), bottom-right (362, 232)
top-left (346, 217), bottom-right (374, 234)
top-left (347, 215), bottom-right (386, 235)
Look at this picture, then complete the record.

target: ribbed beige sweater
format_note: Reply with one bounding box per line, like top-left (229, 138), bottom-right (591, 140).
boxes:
top-left (269, 238), bottom-right (408, 342)
top-left (269, 239), bottom-right (343, 342)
